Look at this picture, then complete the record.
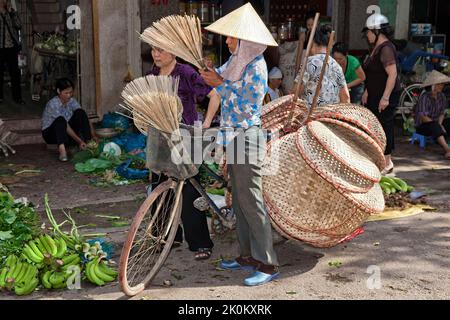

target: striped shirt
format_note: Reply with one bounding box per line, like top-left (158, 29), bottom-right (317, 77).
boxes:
top-left (414, 92), bottom-right (448, 127)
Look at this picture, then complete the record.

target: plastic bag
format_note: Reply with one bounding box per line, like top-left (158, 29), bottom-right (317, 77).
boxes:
top-left (412, 57), bottom-right (427, 82)
top-left (101, 113), bottom-right (130, 130)
top-left (116, 159), bottom-right (149, 180)
top-left (75, 158), bottom-right (114, 173)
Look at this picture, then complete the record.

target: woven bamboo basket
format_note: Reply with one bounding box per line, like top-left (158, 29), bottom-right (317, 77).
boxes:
top-left (262, 119), bottom-right (385, 248)
top-left (262, 95), bottom-right (308, 134)
top-left (310, 103), bottom-right (387, 152)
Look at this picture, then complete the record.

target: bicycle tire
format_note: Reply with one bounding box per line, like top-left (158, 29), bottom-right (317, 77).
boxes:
top-left (398, 84), bottom-right (423, 120)
top-left (119, 179), bottom-right (183, 297)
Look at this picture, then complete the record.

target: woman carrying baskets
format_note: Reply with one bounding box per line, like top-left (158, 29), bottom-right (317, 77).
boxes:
top-left (147, 46), bottom-right (221, 261)
top-left (200, 3), bottom-right (280, 287)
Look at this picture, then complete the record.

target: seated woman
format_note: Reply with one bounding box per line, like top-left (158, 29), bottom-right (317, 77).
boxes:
top-left (332, 42), bottom-right (367, 104)
top-left (42, 78), bottom-right (98, 162)
top-left (414, 71), bottom-right (450, 159)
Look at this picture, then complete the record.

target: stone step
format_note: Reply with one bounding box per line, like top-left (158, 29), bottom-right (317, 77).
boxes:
top-left (3, 118), bottom-right (41, 132)
top-left (10, 129), bottom-right (44, 146)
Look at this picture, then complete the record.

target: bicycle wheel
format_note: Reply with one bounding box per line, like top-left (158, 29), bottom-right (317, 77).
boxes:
top-left (398, 84), bottom-right (424, 121)
top-left (119, 179), bottom-right (184, 297)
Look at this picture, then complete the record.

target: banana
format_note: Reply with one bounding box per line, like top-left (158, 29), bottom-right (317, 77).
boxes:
top-left (29, 241), bottom-right (44, 260)
top-left (22, 265), bottom-right (38, 286)
top-left (0, 267), bottom-right (8, 287)
top-left (41, 271), bottom-right (52, 289)
top-left (62, 254), bottom-right (79, 265)
top-left (52, 281), bottom-right (67, 290)
top-left (407, 185), bottom-right (414, 193)
top-left (11, 262), bottom-right (24, 281)
top-left (99, 262), bottom-right (118, 278)
top-left (392, 177), bottom-right (408, 193)
top-left (5, 262), bottom-right (17, 280)
top-left (62, 256), bottom-right (81, 272)
top-left (23, 244), bottom-right (43, 264)
top-left (92, 261), bottom-right (115, 283)
top-left (54, 238), bottom-right (67, 258)
top-left (44, 235), bottom-right (58, 256)
top-left (35, 238), bottom-right (47, 254)
top-left (86, 260), bottom-right (104, 286)
top-left (381, 177), bottom-right (402, 192)
top-left (39, 235), bottom-right (51, 254)
top-left (15, 277), bottom-right (39, 296)
top-left (5, 255), bottom-right (18, 268)
top-left (49, 272), bottom-right (66, 287)
top-left (14, 263), bottom-right (30, 284)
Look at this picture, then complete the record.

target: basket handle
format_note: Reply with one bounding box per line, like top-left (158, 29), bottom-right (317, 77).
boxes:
top-left (285, 12), bottom-right (320, 129)
top-left (306, 30), bottom-right (336, 123)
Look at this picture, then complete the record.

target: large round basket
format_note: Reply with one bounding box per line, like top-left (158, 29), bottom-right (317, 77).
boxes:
top-left (262, 116), bottom-right (385, 248)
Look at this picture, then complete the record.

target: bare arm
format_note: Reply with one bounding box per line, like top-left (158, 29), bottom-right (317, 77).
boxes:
top-left (379, 64), bottom-right (397, 112)
top-left (203, 89), bottom-right (221, 129)
top-left (339, 85), bottom-right (351, 103)
top-left (347, 66), bottom-right (366, 89)
top-left (66, 125), bottom-right (86, 149)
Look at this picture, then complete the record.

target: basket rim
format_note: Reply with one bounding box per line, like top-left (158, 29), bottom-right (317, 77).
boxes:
top-left (306, 121), bottom-right (381, 183)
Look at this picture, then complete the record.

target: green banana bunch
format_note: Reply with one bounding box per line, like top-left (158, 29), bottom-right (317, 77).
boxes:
top-left (54, 238), bottom-right (68, 259)
top-left (0, 259), bottom-right (38, 295)
top-left (0, 267), bottom-right (9, 288)
top-left (86, 258), bottom-right (117, 286)
top-left (61, 254), bottom-right (82, 272)
top-left (380, 176), bottom-right (414, 195)
top-left (14, 264), bottom-right (39, 296)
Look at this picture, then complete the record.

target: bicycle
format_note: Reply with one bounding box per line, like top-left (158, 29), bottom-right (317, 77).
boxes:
top-left (118, 125), bottom-right (233, 297)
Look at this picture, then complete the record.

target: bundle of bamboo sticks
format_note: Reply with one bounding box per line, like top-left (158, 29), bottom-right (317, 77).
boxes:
top-left (141, 14), bottom-right (204, 69)
top-left (120, 75), bottom-right (182, 134)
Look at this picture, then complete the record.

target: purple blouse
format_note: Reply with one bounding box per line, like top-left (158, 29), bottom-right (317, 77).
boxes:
top-left (148, 63), bottom-right (212, 125)
top-left (415, 92), bottom-right (448, 127)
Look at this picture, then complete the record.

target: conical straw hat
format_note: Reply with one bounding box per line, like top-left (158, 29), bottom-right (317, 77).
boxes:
top-left (205, 3), bottom-right (278, 47)
top-left (421, 70), bottom-right (450, 88)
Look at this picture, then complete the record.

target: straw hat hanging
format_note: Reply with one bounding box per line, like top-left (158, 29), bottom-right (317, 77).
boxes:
top-left (420, 70), bottom-right (450, 88)
top-left (205, 3), bottom-right (278, 47)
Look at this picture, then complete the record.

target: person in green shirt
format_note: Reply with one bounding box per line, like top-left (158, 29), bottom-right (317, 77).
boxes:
top-left (332, 42), bottom-right (366, 104)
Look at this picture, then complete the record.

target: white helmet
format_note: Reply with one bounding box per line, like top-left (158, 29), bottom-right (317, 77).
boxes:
top-left (365, 13), bottom-right (389, 30)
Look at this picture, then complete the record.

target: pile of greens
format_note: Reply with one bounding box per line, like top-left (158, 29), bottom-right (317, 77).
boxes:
top-left (0, 193), bottom-right (41, 260)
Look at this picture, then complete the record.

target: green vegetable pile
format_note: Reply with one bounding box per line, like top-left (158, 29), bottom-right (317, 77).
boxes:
top-left (35, 34), bottom-right (77, 55)
top-left (0, 193), bottom-right (40, 258)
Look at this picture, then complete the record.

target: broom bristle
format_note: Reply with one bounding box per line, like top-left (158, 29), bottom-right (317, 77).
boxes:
top-left (141, 15), bottom-right (204, 69)
top-left (120, 75), bottom-right (183, 134)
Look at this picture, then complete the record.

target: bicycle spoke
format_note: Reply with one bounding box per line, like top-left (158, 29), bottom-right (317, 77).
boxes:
top-left (125, 187), bottom-right (178, 288)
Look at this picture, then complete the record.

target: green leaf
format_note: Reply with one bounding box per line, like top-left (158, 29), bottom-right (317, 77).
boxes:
top-left (4, 211), bottom-right (17, 224)
top-left (0, 230), bottom-right (13, 240)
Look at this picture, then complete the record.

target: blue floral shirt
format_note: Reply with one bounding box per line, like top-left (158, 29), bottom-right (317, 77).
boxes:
top-left (215, 55), bottom-right (268, 144)
top-left (42, 96), bottom-right (81, 130)
top-left (216, 55), bottom-right (268, 128)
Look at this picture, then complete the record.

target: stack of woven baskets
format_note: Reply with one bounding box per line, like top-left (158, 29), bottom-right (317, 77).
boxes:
top-left (261, 102), bottom-right (387, 248)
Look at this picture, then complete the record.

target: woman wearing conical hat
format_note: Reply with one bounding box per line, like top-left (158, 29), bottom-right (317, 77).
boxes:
top-left (414, 70), bottom-right (450, 159)
top-left (200, 3), bottom-right (280, 286)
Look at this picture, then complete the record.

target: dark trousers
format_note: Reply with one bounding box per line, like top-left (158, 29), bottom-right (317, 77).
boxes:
top-left (151, 172), bottom-right (214, 252)
top-left (416, 118), bottom-right (450, 140)
top-left (42, 109), bottom-right (92, 146)
top-left (0, 47), bottom-right (22, 101)
top-left (350, 83), bottom-right (365, 104)
top-left (366, 91), bottom-right (400, 155)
